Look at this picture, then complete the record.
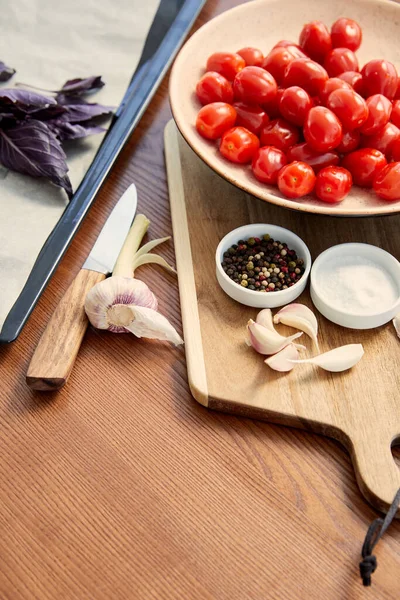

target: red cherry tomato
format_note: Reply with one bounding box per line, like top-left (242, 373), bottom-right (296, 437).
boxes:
top-left (237, 47), bottom-right (264, 67)
top-left (263, 88), bottom-right (284, 118)
top-left (361, 122), bottom-right (400, 158)
top-left (277, 161), bottom-right (316, 198)
top-left (233, 102), bottom-right (270, 135)
top-left (195, 71), bottom-right (234, 105)
top-left (396, 80), bottom-right (400, 100)
top-left (361, 60), bottom-right (399, 100)
top-left (315, 166), bottom-right (352, 203)
top-left (324, 48), bottom-right (359, 77)
top-left (303, 106), bottom-right (343, 152)
top-left (233, 66), bottom-right (277, 105)
top-left (327, 88), bottom-right (368, 130)
top-left (319, 77), bottom-right (351, 105)
top-left (331, 18), bottom-right (362, 52)
top-left (219, 126), bottom-right (260, 163)
top-left (392, 139), bottom-right (400, 162)
top-left (286, 142), bottom-right (340, 172)
top-left (279, 86), bottom-right (313, 125)
top-left (360, 94), bottom-right (392, 136)
top-left (262, 47), bottom-right (300, 85)
top-left (338, 71), bottom-right (364, 95)
top-left (273, 40), bottom-right (305, 52)
top-left (336, 129), bottom-right (361, 153)
top-left (260, 118), bottom-right (300, 152)
top-left (251, 146), bottom-right (287, 184)
top-left (206, 52), bottom-right (246, 81)
top-left (391, 100), bottom-right (400, 128)
top-left (282, 58), bottom-right (328, 96)
top-left (299, 21), bottom-right (332, 64)
top-left (341, 148), bottom-right (387, 187)
top-left (373, 162), bottom-right (400, 201)
top-left (196, 102), bottom-right (237, 140)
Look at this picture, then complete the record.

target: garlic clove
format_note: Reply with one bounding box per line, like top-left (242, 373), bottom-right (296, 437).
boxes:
top-left (393, 313), bottom-right (400, 339)
top-left (132, 253), bottom-right (177, 275)
top-left (256, 308), bottom-right (275, 331)
top-left (247, 319), bottom-right (303, 355)
top-left (125, 305), bottom-right (183, 346)
top-left (274, 303), bottom-right (319, 351)
top-left (265, 344), bottom-right (299, 372)
top-left (289, 343), bottom-right (364, 372)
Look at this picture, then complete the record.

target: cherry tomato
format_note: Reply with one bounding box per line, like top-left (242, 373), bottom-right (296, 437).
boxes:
top-left (315, 166), bottom-right (352, 203)
top-left (286, 142), bottom-right (340, 172)
top-left (219, 126), bottom-right (260, 163)
top-left (277, 161), bottom-right (316, 198)
top-left (338, 71), bottom-right (364, 95)
top-left (327, 88), bottom-right (368, 130)
top-left (263, 88), bottom-right (284, 118)
top-left (262, 47), bottom-right (301, 85)
top-left (251, 146), bottom-right (287, 184)
top-left (196, 102), bottom-right (237, 140)
top-left (233, 66), bottom-right (277, 105)
top-left (391, 139), bottom-right (400, 162)
top-left (361, 60), bottom-right (399, 100)
top-left (324, 48), bottom-right (359, 77)
top-left (373, 162), bottom-right (400, 201)
top-left (391, 100), bottom-right (400, 128)
top-left (303, 106), bottom-right (343, 152)
top-left (282, 58), bottom-right (328, 96)
top-left (336, 129), bottom-right (360, 153)
top-left (260, 118), bottom-right (300, 152)
top-left (360, 94), bottom-right (392, 136)
top-left (279, 86), bottom-right (313, 126)
top-left (331, 18), bottom-right (362, 52)
top-left (237, 47), bottom-right (264, 67)
top-left (195, 71), bottom-right (234, 105)
top-left (273, 40), bottom-right (305, 52)
top-left (341, 148), bottom-right (387, 187)
top-left (396, 80), bottom-right (400, 100)
top-left (319, 77), bottom-right (351, 105)
top-left (361, 122), bottom-right (400, 158)
top-left (233, 102), bottom-right (270, 135)
top-left (206, 52), bottom-right (246, 81)
top-left (299, 21), bottom-right (332, 64)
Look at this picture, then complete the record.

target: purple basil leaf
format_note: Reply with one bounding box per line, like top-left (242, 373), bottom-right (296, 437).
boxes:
top-left (0, 62), bottom-right (16, 82)
top-left (47, 120), bottom-right (106, 141)
top-left (0, 89), bottom-right (56, 111)
top-left (60, 76), bottom-right (105, 95)
top-left (55, 98), bottom-right (113, 123)
top-left (0, 119), bottom-right (72, 198)
top-left (30, 103), bottom-right (68, 121)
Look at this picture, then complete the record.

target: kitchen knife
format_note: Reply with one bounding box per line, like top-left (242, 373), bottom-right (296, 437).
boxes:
top-left (26, 184), bottom-right (137, 391)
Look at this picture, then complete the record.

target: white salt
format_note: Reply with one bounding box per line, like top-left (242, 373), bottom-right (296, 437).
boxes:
top-left (318, 256), bottom-right (399, 315)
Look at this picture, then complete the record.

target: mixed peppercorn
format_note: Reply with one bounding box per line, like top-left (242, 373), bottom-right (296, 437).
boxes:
top-left (221, 234), bottom-right (305, 292)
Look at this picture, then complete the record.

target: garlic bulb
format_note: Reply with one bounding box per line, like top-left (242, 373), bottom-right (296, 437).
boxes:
top-left (264, 344), bottom-right (299, 372)
top-left (247, 319), bottom-right (303, 355)
top-left (274, 303), bottom-right (319, 351)
top-left (289, 344), bottom-right (364, 372)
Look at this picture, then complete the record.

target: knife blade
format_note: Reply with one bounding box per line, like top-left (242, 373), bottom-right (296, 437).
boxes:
top-left (26, 184), bottom-right (137, 391)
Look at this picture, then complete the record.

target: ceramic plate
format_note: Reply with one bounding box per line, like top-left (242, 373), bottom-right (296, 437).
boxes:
top-left (169, 0), bottom-right (400, 217)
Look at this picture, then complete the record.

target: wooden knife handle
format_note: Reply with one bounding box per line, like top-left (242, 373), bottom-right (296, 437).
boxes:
top-left (26, 269), bottom-right (106, 391)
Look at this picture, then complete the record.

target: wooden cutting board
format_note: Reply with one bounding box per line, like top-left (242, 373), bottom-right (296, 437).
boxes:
top-left (164, 119), bottom-right (400, 515)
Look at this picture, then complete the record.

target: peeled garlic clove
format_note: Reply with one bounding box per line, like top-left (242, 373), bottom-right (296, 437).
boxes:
top-left (393, 313), bottom-right (400, 339)
top-left (247, 319), bottom-right (303, 355)
top-left (85, 276), bottom-right (158, 333)
top-left (125, 305), bottom-right (183, 346)
top-left (289, 344), bottom-right (364, 372)
top-left (265, 344), bottom-right (299, 372)
top-left (256, 309), bottom-right (275, 332)
top-left (274, 303), bottom-right (319, 351)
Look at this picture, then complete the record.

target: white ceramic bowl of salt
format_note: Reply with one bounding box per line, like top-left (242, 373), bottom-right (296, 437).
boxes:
top-left (310, 243), bottom-right (400, 330)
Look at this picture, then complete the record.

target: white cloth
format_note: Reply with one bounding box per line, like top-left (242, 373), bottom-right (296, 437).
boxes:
top-left (0, 0), bottom-right (160, 331)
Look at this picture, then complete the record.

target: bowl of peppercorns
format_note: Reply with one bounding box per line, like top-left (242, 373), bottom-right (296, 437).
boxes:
top-left (216, 224), bottom-right (311, 308)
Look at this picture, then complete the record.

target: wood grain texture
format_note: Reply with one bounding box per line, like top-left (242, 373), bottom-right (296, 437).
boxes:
top-left (26, 269), bottom-right (106, 391)
top-left (0, 1), bottom-right (400, 598)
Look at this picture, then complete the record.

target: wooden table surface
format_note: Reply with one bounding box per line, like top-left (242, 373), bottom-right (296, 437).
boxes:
top-left (1, 1), bottom-right (400, 598)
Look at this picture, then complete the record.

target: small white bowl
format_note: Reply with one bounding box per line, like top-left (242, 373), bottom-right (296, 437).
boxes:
top-left (310, 243), bottom-right (400, 330)
top-left (215, 224), bottom-right (312, 309)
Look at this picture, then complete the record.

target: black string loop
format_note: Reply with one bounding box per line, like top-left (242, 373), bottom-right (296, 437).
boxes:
top-left (360, 488), bottom-right (400, 586)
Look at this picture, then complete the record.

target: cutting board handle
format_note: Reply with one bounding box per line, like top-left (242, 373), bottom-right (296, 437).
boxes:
top-left (351, 433), bottom-right (400, 514)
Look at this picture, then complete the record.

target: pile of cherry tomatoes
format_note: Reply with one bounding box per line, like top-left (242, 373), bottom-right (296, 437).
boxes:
top-left (194, 18), bottom-right (400, 203)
